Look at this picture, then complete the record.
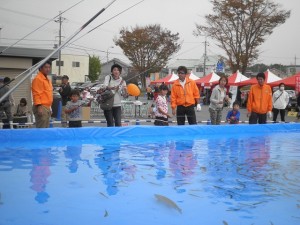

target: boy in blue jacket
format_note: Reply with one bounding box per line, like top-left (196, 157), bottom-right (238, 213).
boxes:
top-left (226, 102), bottom-right (240, 124)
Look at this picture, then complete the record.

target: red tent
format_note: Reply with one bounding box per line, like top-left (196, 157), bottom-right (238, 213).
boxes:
top-left (236, 69), bottom-right (282, 86)
top-left (268, 73), bottom-right (300, 87)
top-left (150, 73), bottom-right (178, 84)
top-left (227, 70), bottom-right (249, 85)
top-left (195, 71), bottom-right (220, 86)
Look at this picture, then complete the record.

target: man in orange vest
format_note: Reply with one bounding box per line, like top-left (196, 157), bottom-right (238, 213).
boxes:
top-left (171, 66), bottom-right (201, 125)
top-left (31, 61), bottom-right (53, 128)
top-left (247, 72), bottom-right (272, 124)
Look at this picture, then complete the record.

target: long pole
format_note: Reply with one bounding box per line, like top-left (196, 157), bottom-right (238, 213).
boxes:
top-left (0, 0), bottom-right (117, 103)
top-left (0, 0), bottom-right (84, 55)
top-left (67, 0), bottom-right (145, 46)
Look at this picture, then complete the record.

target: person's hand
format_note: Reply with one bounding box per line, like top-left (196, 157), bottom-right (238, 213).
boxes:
top-left (267, 111), bottom-right (272, 119)
top-left (196, 104), bottom-right (201, 111)
top-left (172, 109), bottom-right (176, 116)
top-left (247, 112), bottom-right (251, 117)
top-left (167, 114), bottom-right (172, 118)
top-left (37, 105), bottom-right (43, 116)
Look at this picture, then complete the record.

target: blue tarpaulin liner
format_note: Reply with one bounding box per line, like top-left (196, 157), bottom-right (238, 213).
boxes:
top-left (1, 123), bottom-right (300, 145)
top-left (1, 124), bottom-right (300, 225)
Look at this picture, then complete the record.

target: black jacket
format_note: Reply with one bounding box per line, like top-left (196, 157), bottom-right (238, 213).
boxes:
top-left (59, 83), bottom-right (72, 106)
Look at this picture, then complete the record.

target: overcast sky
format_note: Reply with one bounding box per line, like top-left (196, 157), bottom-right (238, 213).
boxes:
top-left (0, 0), bottom-right (299, 67)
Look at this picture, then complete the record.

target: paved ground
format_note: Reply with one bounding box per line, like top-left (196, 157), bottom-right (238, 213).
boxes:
top-left (78, 95), bottom-right (299, 127)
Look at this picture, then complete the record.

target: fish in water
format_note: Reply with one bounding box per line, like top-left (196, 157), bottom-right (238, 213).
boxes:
top-left (99, 192), bottom-right (109, 199)
top-left (104, 210), bottom-right (108, 217)
top-left (223, 221), bottom-right (228, 225)
top-left (154, 194), bottom-right (182, 214)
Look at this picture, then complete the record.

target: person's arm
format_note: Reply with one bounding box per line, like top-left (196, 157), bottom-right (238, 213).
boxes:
top-left (171, 85), bottom-right (177, 114)
top-left (210, 88), bottom-right (219, 104)
top-left (64, 102), bottom-right (78, 114)
top-left (226, 111), bottom-right (231, 120)
top-left (193, 82), bottom-right (200, 104)
top-left (247, 88), bottom-right (253, 113)
top-left (103, 75), bottom-right (110, 88)
top-left (156, 97), bottom-right (172, 118)
top-left (285, 92), bottom-right (290, 105)
top-left (235, 111), bottom-right (241, 121)
top-left (272, 91), bottom-right (277, 104)
top-left (267, 87), bottom-right (273, 112)
top-left (32, 78), bottom-right (43, 106)
top-left (32, 77), bottom-right (45, 115)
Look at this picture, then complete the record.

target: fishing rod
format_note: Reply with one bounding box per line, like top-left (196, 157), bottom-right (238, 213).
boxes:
top-left (0, 0), bottom-right (117, 103)
top-left (0, 0), bottom-right (85, 55)
top-left (68, 0), bottom-right (145, 46)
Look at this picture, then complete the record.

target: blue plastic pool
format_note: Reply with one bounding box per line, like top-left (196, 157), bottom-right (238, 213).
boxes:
top-left (0, 124), bottom-right (300, 225)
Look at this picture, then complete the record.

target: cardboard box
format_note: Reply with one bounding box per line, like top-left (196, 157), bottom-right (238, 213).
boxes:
top-left (82, 107), bottom-right (91, 121)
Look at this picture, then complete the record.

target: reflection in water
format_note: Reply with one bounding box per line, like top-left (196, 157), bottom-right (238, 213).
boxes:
top-left (169, 140), bottom-right (197, 193)
top-left (94, 145), bottom-right (137, 196)
top-left (30, 148), bottom-right (54, 204)
top-left (94, 146), bottom-right (123, 196)
top-left (202, 136), bottom-right (274, 211)
top-left (1, 133), bottom-right (300, 225)
top-left (153, 143), bottom-right (168, 180)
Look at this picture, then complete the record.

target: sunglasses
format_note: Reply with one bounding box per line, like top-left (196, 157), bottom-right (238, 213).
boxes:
top-left (178, 72), bottom-right (186, 75)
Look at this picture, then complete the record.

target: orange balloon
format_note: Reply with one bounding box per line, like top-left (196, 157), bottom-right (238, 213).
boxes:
top-left (127, 83), bottom-right (140, 97)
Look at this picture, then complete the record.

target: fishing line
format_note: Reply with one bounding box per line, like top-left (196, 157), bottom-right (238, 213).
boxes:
top-left (67, 0), bottom-right (145, 46)
top-left (0, 0), bottom-right (117, 103)
top-left (0, 0), bottom-right (85, 55)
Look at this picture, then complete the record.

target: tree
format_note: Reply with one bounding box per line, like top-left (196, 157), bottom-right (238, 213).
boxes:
top-left (195, 0), bottom-right (290, 74)
top-left (248, 63), bottom-right (268, 73)
top-left (114, 24), bottom-right (181, 88)
top-left (88, 55), bottom-right (101, 82)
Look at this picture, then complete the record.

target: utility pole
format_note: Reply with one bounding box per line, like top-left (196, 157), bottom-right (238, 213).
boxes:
top-left (55, 11), bottom-right (65, 76)
top-left (106, 46), bottom-right (114, 62)
top-left (203, 36), bottom-right (208, 76)
top-left (295, 55), bottom-right (297, 74)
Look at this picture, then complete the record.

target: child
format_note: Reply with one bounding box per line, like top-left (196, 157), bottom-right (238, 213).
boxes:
top-left (154, 84), bottom-right (172, 126)
top-left (226, 101), bottom-right (240, 124)
top-left (14, 98), bottom-right (29, 117)
top-left (65, 90), bottom-right (83, 128)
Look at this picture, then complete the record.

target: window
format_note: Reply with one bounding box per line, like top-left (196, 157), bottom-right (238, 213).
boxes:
top-left (72, 61), bottom-right (80, 67)
top-left (56, 61), bottom-right (64, 67)
top-left (196, 67), bottom-right (203, 72)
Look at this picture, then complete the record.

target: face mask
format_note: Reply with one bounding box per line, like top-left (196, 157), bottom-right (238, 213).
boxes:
top-left (280, 86), bottom-right (284, 91)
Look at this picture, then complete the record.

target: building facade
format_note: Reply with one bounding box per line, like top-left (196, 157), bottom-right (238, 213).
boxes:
top-left (99, 58), bottom-right (131, 82)
top-left (168, 55), bottom-right (224, 78)
top-left (0, 46), bottom-right (57, 113)
top-left (51, 54), bottom-right (89, 82)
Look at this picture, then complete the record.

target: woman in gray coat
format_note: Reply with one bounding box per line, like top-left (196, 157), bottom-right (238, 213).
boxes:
top-left (209, 75), bottom-right (231, 125)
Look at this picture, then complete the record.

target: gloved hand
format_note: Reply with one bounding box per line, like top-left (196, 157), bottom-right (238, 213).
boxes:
top-left (196, 104), bottom-right (201, 111)
top-left (267, 111), bottom-right (272, 119)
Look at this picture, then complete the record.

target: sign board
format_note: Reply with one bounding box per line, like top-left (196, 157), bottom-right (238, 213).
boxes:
top-left (216, 59), bottom-right (225, 73)
top-left (296, 76), bottom-right (300, 94)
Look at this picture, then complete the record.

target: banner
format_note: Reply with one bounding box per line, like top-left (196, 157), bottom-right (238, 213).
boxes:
top-left (296, 76), bottom-right (300, 94)
top-left (229, 86), bottom-right (238, 108)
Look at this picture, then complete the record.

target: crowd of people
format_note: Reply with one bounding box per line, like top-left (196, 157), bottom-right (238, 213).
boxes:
top-left (1, 62), bottom-right (299, 129)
